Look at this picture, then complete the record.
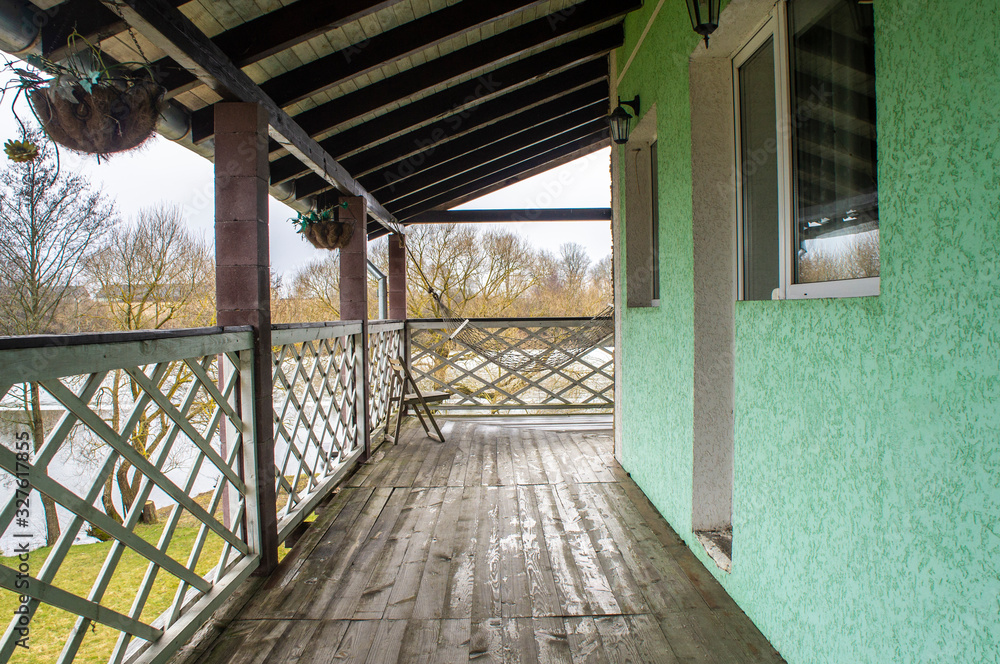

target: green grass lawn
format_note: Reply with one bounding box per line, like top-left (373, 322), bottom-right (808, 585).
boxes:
top-left (1, 522), bottom-right (229, 663)
top-left (2, 482), bottom-right (306, 662)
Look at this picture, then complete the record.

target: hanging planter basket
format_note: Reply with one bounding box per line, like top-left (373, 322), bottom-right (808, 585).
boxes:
top-left (27, 78), bottom-right (164, 156)
top-left (292, 204), bottom-right (355, 250)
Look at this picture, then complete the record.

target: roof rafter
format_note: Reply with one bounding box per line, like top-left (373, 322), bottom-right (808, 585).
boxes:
top-left (389, 130), bottom-right (610, 223)
top-left (418, 138), bottom-right (611, 216)
top-left (387, 120), bottom-right (609, 214)
top-left (258, 0), bottom-right (553, 108)
top-left (266, 37), bottom-right (618, 185)
top-left (405, 208), bottom-right (613, 224)
top-left (155, 0), bottom-right (407, 98)
top-left (354, 85), bottom-right (608, 191)
top-left (341, 74), bottom-right (609, 179)
top-left (363, 101), bottom-right (609, 201)
top-left (191, 0), bottom-right (634, 143)
top-left (104, 0), bottom-right (400, 232)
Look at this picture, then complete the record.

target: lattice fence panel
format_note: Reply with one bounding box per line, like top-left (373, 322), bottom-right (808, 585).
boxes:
top-left (367, 322), bottom-right (404, 437)
top-left (0, 330), bottom-right (258, 664)
top-left (271, 324), bottom-right (363, 540)
top-left (407, 320), bottom-right (614, 413)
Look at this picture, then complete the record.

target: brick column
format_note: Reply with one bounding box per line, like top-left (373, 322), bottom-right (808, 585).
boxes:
top-left (214, 102), bottom-right (279, 574)
top-left (388, 233), bottom-right (407, 320)
top-left (338, 197), bottom-right (371, 459)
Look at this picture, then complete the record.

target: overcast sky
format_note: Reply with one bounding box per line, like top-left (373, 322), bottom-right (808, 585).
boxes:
top-left (1, 70), bottom-right (612, 278)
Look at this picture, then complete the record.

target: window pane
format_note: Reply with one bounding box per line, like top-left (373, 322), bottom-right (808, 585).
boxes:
top-left (739, 37), bottom-right (780, 301)
top-left (790, 0), bottom-right (879, 283)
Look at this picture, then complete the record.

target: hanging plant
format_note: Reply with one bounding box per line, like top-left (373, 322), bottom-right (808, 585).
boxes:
top-left (291, 202), bottom-right (355, 250)
top-left (1, 32), bottom-right (164, 160)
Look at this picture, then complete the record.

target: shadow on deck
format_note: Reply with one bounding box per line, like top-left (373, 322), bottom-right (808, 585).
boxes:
top-left (187, 417), bottom-right (784, 663)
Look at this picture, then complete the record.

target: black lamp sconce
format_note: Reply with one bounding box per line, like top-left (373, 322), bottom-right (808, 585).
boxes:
top-left (608, 95), bottom-right (641, 145)
top-left (685, 0), bottom-right (721, 48)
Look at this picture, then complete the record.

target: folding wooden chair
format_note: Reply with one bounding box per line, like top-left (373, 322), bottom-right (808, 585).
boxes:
top-left (384, 357), bottom-right (449, 444)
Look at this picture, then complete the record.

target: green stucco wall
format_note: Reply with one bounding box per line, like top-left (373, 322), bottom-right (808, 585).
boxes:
top-left (615, 2), bottom-right (1000, 663)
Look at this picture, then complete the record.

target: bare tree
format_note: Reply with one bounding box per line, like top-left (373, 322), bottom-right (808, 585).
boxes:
top-left (0, 131), bottom-right (117, 546)
top-left (82, 206), bottom-right (214, 526)
top-left (86, 205), bottom-right (215, 331)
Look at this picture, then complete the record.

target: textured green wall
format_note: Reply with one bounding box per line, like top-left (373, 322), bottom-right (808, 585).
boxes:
top-left (616, 1), bottom-right (1000, 662)
top-left (616, 0), bottom-right (698, 537)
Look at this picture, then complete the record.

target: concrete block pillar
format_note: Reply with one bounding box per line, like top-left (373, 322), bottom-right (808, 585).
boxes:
top-left (337, 197), bottom-right (371, 459)
top-left (338, 197), bottom-right (368, 320)
top-left (213, 102), bottom-right (279, 574)
top-left (388, 233), bottom-right (407, 320)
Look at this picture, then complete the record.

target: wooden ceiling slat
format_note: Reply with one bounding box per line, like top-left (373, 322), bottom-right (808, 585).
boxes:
top-left (344, 79), bottom-right (609, 179)
top-left (190, 0), bottom-right (632, 142)
top-left (107, 0), bottom-right (399, 231)
top-left (154, 0), bottom-right (406, 97)
top-left (285, 0), bottom-right (635, 133)
top-left (390, 130), bottom-right (610, 222)
top-left (383, 119), bottom-right (608, 212)
top-left (271, 60), bottom-right (608, 183)
top-left (265, 38), bottom-right (616, 182)
top-left (258, 0), bottom-right (551, 107)
top-left (405, 208), bottom-right (613, 224)
top-left (39, 0), bottom-right (186, 61)
top-left (363, 101), bottom-right (608, 200)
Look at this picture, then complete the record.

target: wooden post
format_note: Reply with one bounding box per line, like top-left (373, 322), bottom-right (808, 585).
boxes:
top-left (214, 102), bottom-right (279, 575)
top-left (339, 197), bottom-right (371, 459)
top-left (388, 233), bottom-right (407, 320)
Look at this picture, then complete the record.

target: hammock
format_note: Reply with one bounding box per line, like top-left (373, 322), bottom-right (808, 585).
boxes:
top-left (430, 290), bottom-right (614, 373)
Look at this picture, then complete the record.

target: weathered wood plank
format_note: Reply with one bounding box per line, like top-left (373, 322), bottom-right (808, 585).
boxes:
top-left (516, 485), bottom-right (562, 618)
top-left (412, 485), bottom-right (465, 619)
top-left (564, 617), bottom-right (605, 664)
top-left (471, 486), bottom-right (503, 621)
top-left (532, 484), bottom-right (590, 617)
top-left (354, 487), bottom-right (429, 619)
top-left (321, 487), bottom-right (409, 619)
top-left (498, 486), bottom-right (531, 619)
top-left (385, 487), bottom-right (448, 618)
top-left (443, 485), bottom-right (482, 619)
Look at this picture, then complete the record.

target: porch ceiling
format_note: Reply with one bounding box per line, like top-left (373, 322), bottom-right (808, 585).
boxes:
top-left (27, 0), bottom-right (638, 236)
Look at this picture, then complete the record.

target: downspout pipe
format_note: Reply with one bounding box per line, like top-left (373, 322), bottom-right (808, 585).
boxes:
top-left (0, 0), bottom-right (39, 55)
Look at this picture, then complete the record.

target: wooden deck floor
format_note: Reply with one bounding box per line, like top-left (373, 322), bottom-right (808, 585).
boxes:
top-left (193, 419), bottom-right (784, 663)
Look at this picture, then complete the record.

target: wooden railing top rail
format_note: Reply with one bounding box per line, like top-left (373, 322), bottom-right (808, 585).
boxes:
top-left (407, 317), bottom-right (612, 329)
top-left (0, 325), bottom-right (253, 351)
top-left (1, 329), bottom-right (255, 384)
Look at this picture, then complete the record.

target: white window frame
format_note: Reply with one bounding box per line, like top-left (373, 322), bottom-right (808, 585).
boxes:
top-left (733, 0), bottom-right (880, 301)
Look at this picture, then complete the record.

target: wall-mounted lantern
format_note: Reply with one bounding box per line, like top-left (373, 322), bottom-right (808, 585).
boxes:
top-left (685, 0), bottom-right (721, 47)
top-left (609, 95), bottom-right (640, 145)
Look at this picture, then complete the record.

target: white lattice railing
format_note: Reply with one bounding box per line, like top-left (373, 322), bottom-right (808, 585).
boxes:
top-left (270, 323), bottom-right (364, 542)
top-left (407, 318), bottom-right (614, 413)
top-left (367, 321), bottom-right (405, 438)
top-left (0, 328), bottom-right (260, 664)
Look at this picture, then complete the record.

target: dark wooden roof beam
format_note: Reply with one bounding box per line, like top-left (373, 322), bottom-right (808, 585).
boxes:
top-left (266, 34), bottom-right (619, 183)
top-left (340, 71), bottom-right (609, 178)
top-left (354, 87), bottom-right (608, 191)
top-left (195, 0), bottom-right (631, 143)
top-left (293, 109), bottom-right (605, 201)
top-left (155, 0), bottom-right (408, 97)
top-left (429, 137), bottom-right (610, 214)
top-left (386, 120), bottom-right (608, 214)
top-left (365, 101), bottom-right (609, 202)
top-left (406, 208), bottom-right (613, 224)
top-left (259, 0), bottom-right (552, 108)
top-left (106, 0), bottom-right (400, 232)
top-left (39, 0), bottom-right (185, 61)
top-left (287, 0), bottom-right (637, 135)
top-left (389, 130), bottom-right (610, 222)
